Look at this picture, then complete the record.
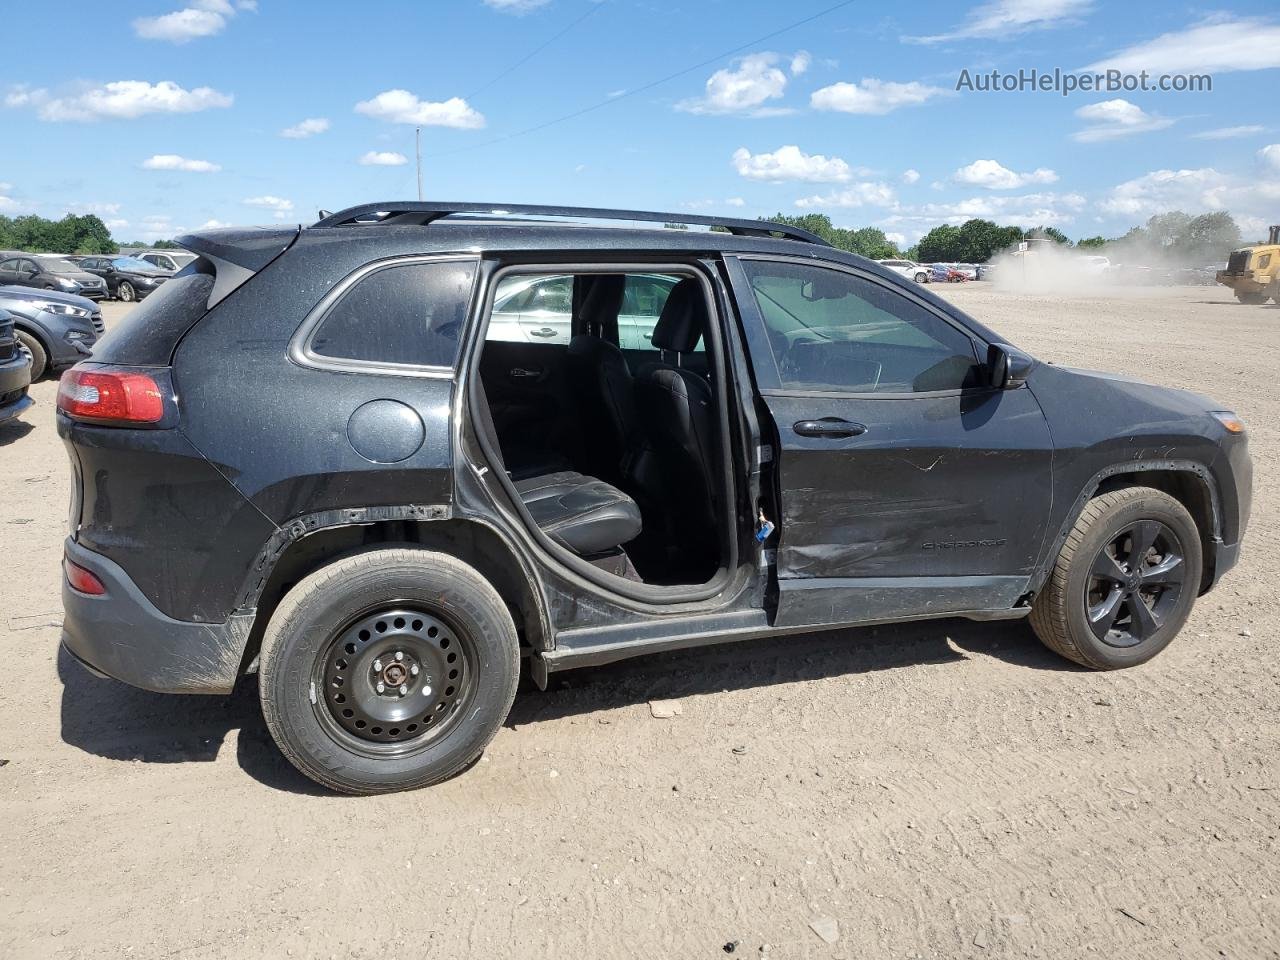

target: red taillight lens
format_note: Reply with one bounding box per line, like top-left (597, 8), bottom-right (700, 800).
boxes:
top-left (64, 559), bottom-right (107, 596)
top-left (57, 368), bottom-right (165, 425)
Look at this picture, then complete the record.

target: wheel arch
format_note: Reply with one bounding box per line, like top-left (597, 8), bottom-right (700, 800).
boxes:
top-left (11, 317), bottom-right (53, 355)
top-left (1035, 460), bottom-right (1221, 596)
top-left (234, 512), bottom-right (550, 679)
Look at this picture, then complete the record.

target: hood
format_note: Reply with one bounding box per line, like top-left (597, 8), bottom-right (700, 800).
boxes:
top-left (117, 265), bottom-right (173, 278)
top-left (0, 285), bottom-right (98, 311)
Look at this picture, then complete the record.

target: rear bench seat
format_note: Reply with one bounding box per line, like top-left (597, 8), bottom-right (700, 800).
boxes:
top-left (514, 471), bottom-right (642, 557)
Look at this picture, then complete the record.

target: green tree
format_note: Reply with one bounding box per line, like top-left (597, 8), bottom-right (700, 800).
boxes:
top-left (764, 214), bottom-right (902, 258)
top-left (917, 224), bottom-right (964, 262)
top-left (1025, 225), bottom-right (1072, 245)
top-left (1077, 235), bottom-right (1107, 248)
top-left (0, 213), bottom-right (117, 254)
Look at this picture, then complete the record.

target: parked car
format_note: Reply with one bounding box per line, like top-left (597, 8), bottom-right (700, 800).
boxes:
top-left (76, 255), bottom-right (174, 301)
top-left (875, 259), bottom-right (931, 283)
top-left (0, 308), bottom-right (35, 424)
top-left (136, 249), bottom-right (197, 273)
top-left (0, 254), bottom-right (107, 300)
top-left (953, 263), bottom-right (979, 280)
top-left (57, 201), bottom-right (1251, 795)
top-left (0, 286), bottom-right (102, 380)
top-left (975, 263), bottom-right (994, 281)
top-left (489, 272), bottom-right (677, 347)
top-left (930, 263), bottom-right (968, 282)
top-left (1081, 255), bottom-right (1113, 275)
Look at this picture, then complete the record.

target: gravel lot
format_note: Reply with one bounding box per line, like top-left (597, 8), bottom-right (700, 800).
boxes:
top-left (2, 286), bottom-right (1277, 959)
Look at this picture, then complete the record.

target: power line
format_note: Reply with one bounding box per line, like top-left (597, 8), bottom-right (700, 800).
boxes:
top-left (465, 1), bottom-right (608, 101)
top-left (423, 0), bottom-right (859, 159)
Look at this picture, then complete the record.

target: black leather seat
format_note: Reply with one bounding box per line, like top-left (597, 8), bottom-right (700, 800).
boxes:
top-left (565, 275), bottom-right (635, 484)
top-left (514, 471), bottom-right (642, 556)
top-left (632, 278), bottom-right (718, 560)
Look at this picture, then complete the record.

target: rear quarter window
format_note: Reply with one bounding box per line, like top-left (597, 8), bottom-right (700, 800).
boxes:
top-left (306, 258), bottom-right (478, 370)
top-left (91, 268), bottom-right (216, 366)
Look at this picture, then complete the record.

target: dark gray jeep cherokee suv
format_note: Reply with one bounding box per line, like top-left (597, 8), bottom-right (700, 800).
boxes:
top-left (57, 202), bottom-right (1253, 794)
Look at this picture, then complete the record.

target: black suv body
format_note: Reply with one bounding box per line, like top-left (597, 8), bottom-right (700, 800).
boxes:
top-left (57, 203), bottom-right (1252, 793)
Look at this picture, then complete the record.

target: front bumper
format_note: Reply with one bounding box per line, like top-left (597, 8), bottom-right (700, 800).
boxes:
top-left (61, 538), bottom-right (252, 695)
top-left (0, 352), bottom-right (33, 422)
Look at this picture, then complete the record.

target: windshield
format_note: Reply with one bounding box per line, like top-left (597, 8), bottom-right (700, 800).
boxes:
top-left (112, 257), bottom-right (159, 271)
top-left (37, 258), bottom-right (83, 274)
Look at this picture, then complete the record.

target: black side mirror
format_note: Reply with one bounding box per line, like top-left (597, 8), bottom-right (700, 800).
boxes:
top-left (987, 343), bottom-right (1035, 390)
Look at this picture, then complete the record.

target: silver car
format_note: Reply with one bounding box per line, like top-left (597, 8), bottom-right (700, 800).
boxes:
top-left (489, 272), bottom-right (678, 348)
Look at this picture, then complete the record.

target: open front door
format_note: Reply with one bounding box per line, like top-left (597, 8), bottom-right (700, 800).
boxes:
top-left (727, 256), bottom-right (1053, 630)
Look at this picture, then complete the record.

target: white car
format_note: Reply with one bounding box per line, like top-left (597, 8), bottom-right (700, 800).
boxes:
top-left (875, 259), bottom-right (932, 283)
top-left (1081, 255), bottom-right (1113, 275)
top-left (488, 272), bottom-right (678, 349)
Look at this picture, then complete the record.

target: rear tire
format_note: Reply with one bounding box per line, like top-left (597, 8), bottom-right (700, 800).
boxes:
top-left (1030, 486), bottom-right (1201, 670)
top-left (15, 330), bottom-right (47, 381)
top-left (257, 547), bottom-right (520, 795)
top-left (914, 271), bottom-right (928, 283)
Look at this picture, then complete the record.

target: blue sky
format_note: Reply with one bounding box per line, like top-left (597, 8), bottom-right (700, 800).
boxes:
top-left (3, 0), bottom-right (1279, 247)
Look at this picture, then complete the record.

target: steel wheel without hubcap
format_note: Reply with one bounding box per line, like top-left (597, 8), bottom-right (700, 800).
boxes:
top-left (1085, 520), bottom-right (1185, 648)
top-left (314, 605), bottom-right (472, 755)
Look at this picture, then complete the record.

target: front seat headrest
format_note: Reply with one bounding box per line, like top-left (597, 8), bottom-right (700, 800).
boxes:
top-left (650, 278), bottom-right (706, 354)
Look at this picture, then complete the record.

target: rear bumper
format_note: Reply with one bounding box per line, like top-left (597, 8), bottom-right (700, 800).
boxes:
top-left (60, 538), bottom-right (252, 695)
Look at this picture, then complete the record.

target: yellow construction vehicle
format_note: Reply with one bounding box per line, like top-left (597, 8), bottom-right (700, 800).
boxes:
top-left (1217, 225), bottom-right (1280, 304)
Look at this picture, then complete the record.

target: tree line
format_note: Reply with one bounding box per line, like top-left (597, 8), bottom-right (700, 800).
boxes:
top-left (0, 213), bottom-right (183, 254)
top-left (768, 211), bottom-right (1245, 265)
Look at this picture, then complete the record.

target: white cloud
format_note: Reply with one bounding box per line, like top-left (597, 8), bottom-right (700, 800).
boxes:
top-left (795, 182), bottom-right (898, 209)
top-left (726, 197), bottom-right (746, 207)
top-left (359, 150), bottom-right (408, 166)
top-left (483, 0), bottom-right (550, 12)
top-left (790, 51), bottom-right (811, 75)
top-left (1260, 145), bottom-right (1280, 172)
top-left (901, 169), bottom-right (921, 185)
top-left (953, 159), bottom-right (1058, 190)
top-left (134, 8), bottom-right (225, 42)
top-left (65, 201), bottom-right (123, 215)
top-left (811, 78), bottom-right (948, 115)
top-left (1192, 125), bottom-right (1266, 141)
top-left (133, 0), bottom-right (253, 43)
top-left (200, 219), bottom-right (232, 228)
top-left (1081, 17), bottom-right (1280, 75)
top-left (7, 80), bottom-right (232, 122)
top-left (881, 192), bottom-right (1088, 228)
top-left (142, 154), bottom-right (221, 173)
top-left (885, 231), bottom-right (907, 247)
top-left (281, 117), bottom-right (330, 139)
top-left (676, 53), bottom-right (792, 117)
top-left (732, 145), bottom-right (863, 183)
top-left (0, 194), bottom-right (19, 212)
top-left (1072, 98), bottom-right (1173, 142)
top-left (355, 89), bottom-right (485, 129)
top-left (910, 0), bottom-right (1091, 44)
top-left (243, 195), bottom-right (295, 219)
top-left (1100, 167), bottom-right (1280, 219)
top-left (105, 218), bottom-right (129, 231)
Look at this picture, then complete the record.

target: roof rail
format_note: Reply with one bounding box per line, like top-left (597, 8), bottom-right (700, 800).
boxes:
top-left (310, 201), bottom-right (831, 246)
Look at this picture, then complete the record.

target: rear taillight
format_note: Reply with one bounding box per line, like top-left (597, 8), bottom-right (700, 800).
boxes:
top-left (64, 558), bottom-right (106, 596)
top-left (57, 367), bottom-right (170, 426)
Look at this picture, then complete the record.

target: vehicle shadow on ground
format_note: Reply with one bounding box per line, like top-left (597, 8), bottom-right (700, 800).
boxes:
top-left (57, 617), bottom-right (1075, 795)
top-left (0, 419), bottom-right (35, 447)
top-left (505, 616), bottom-right (1077, 728)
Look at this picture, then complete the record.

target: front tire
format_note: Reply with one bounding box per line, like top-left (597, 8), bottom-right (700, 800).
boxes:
top-left (117, 281), bottom-right (136, 302)
top-left (15, 330), bottom-right (47, 380)
top-left (914, 271), bottom-right (928, 283)
top-left (258, 548), bottom-right (520, 794)
top-left (1030, 487), bottom-right (1201, 670)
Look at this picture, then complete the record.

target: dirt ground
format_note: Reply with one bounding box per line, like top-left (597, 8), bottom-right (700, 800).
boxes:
top-left (2, 285), bottom-right (1277, 959)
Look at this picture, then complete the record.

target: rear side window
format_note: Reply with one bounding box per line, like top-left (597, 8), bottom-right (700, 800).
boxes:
top-left (309, 259), bottom-right (477, 368)
top-left (91, 268), bottom-right (216, 366)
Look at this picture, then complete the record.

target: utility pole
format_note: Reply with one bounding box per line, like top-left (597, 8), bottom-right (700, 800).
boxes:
top-left (415, 127), bottom-right (423, 201)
